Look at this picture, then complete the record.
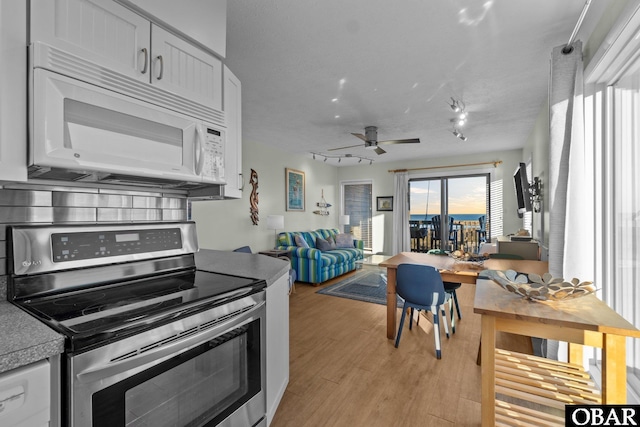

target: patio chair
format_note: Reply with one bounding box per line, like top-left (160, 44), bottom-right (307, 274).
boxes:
top-left (430, 215), bottom-right (458, 250)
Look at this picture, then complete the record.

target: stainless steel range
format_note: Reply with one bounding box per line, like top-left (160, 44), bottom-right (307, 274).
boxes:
top-left (8, 222), bottom-right (266, 427)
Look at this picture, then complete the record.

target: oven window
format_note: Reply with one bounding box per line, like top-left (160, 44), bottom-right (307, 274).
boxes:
top-left (92, 320), bottom-right (261, 426)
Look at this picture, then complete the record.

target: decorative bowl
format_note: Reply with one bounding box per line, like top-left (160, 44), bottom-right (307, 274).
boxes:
top-left (448, 250), bottom-right (488, 267)
top-left (485, 270), bottom-right (596, 301)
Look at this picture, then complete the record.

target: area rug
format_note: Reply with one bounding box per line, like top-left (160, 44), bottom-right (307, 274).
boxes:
top-left (316, 270), bottom-right (404, 307)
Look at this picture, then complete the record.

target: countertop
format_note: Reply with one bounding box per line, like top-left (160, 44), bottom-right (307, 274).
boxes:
top-left (0, 249), bottom-right (289, 375)
top-left (195, 249), bottom-right (290, 286)
top-left (0, 301), bottom-right (64, 374)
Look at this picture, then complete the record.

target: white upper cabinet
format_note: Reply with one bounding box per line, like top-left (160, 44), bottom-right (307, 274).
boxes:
top-left (31, 0), bottom-right (223, 113)
top-left (31, 0), bottom-right (151, 83)
top-left (152, 26), bottom-right (222, 112)
top-left (223, 66), bottom-right (242, 198)
top-left (119, 0), bottom-right (227, 58)
top-left (0, 0), bottom-right (27, 182)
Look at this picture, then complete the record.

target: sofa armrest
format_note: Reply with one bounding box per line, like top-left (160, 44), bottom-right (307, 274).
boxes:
top-left (354, 240), bottom-right (364, 250)
top-left (290, 247), bottom-right (321, 260)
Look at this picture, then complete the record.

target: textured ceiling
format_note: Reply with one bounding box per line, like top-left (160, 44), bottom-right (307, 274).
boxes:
top-left (226, 0), bottom-right (608, 166)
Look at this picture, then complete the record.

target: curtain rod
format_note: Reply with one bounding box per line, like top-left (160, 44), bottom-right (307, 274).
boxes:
top-left (388, 160), bottom-right (502, 173)
top-left (563, 0), bottom-right (591, 54)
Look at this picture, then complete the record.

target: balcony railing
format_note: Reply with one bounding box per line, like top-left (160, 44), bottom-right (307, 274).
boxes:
top-left (410, 219), bottom-right (487, 253)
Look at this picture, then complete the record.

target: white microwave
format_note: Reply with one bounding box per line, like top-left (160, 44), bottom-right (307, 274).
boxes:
top-left (29, 68), bottom-right (226, 188)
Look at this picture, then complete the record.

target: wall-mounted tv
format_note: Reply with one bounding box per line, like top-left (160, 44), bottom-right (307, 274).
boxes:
top-left (514, 162), bottom-right (532, 218)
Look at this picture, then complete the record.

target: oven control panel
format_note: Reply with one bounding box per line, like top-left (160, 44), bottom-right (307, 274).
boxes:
top-left (51, 228), bottom-right (183, 262)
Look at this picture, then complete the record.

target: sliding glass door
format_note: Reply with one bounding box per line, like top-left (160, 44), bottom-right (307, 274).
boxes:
top-left (409, 174), bottom-right (489, 252)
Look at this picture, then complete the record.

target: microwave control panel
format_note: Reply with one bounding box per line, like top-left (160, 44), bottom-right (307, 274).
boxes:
top-left (202, 127), bottom-right (224, 183)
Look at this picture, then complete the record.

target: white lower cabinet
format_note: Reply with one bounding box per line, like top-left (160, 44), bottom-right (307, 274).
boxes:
top-left (265, 272), bottom-right (289, 425)
top-left (0, 360), bottom-right (50, 427)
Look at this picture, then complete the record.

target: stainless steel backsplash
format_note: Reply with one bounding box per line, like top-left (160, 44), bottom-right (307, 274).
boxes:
top-left (0, 182), bottom-right (188, 279)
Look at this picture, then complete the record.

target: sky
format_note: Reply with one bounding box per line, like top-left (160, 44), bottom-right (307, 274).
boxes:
top-left (409, 176), bottom-right (487, 215)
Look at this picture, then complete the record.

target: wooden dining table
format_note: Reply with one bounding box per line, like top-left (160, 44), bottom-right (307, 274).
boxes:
top-left (378, 252), bottom-right (549, 339)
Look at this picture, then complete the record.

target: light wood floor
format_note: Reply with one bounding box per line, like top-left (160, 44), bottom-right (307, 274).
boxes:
top-left (271, 270), bottom-right (494, 427)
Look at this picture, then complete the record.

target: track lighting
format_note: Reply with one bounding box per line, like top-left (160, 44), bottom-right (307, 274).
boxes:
top-left (448, 97), bottom-right (469, 141)
top-left (310, 152), bottom-right (374, 165)
top-left (449, 97), bottom-right (460, 112)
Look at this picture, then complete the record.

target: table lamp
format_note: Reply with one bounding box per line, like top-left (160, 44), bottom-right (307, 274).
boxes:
top-left (267, 215), bottom-right (284, 248)
top-left (339, 214), bottom-right (350, 233)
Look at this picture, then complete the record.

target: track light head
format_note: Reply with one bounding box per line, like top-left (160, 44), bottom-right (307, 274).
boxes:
top-left (313, 153), bottom-right (316, 160)
top-left (324, 157), bottom-right (327, 162)
top-left (449, 97), bottom-right (460, 112)
top-left (452, 129), bottom-right (460, 138)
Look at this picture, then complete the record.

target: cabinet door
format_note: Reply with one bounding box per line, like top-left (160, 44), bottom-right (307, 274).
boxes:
top-left (223, 66), bottom-right (242, 198)
top-left (151, 25), bottom-right (223, 111)
top-left (0, 0), bottom-right (27, 182)
top-left (265, 273), bottom-right (289, 426)
top-left (31, 0), bottom-right (150, 83)
top-left (118, 0), bottom-right (227, 58)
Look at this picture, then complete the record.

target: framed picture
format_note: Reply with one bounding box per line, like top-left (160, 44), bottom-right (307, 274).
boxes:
top-left (285, 168), bottom-right (305, 211)
top-left (377, 196), bottom-right (393, 211)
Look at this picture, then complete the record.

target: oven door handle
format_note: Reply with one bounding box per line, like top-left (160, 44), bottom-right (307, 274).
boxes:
top-left (76, 300), bottom-right (264, 384)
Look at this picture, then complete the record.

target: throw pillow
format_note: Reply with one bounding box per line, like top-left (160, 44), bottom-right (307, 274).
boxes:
top-left (294, 234), bottom-right (309, 248)
top-left (316, 236), bottom-right (336, 251)
top-left (334, 233), bottom-right (354, 248)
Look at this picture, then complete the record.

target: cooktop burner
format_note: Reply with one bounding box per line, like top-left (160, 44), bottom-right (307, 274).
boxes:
top-left (16, 269), bottom-right (265, 352)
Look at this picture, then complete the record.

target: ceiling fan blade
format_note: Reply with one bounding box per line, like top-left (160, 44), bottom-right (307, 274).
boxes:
top-left (351, 133), bottom-right (368, 142)
top-left (327, 143), bottom-right (363, 152)
top-left (378, 138), bottom-right (421, 145)
top-left (374, 146), bottom-right (386, 155)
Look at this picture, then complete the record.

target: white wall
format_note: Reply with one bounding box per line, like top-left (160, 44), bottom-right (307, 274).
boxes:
top-left (338, 149), bottom-right (525, 255)
top-left (194, 142), bottom-right (527, 255)
top-left (192, 139), bottom-right (340, 252)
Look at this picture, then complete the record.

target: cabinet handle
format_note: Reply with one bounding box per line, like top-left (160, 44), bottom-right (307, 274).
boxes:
top-left (156, 55), bottom-right (164, 80)
top-left (238, 173), bottom-right (245, 191)
top-left (140, 48), bottom-right (148, 74)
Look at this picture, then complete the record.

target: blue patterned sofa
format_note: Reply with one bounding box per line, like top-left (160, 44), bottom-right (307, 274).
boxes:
top-left (277, 228), bottom-right (364, 284)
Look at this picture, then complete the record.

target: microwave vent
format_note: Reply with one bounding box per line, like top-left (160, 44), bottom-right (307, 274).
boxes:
top-left (28, 165), bottom-right (93, 181)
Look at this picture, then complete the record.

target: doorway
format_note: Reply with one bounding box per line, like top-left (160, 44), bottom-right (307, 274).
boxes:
top-left (409, 174), bottom-right (489, 252)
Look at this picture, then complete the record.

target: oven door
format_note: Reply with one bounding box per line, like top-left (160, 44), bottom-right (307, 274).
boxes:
top-left (69, 293), bottom-right (266, 427)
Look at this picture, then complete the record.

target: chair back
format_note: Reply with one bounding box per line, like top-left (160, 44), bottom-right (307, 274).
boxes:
top-left (233, 246), bottom-right (253, 253)
top-left (432, 215), bottom-right (442, 239)
top-left (478, 215), bottom-right (486, 231)
top-left (396, 264), bottom-right (447, 307)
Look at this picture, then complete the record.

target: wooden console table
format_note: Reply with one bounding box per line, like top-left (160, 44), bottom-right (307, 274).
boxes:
top-left (474, 278), bottom-right (640, 426)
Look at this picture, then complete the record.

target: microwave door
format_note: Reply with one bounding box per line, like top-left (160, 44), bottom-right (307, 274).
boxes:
top-left (31, 69), bottom-right (202, 182)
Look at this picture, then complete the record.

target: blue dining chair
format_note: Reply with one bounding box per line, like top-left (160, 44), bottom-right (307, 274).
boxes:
top-left (394, 263), bottom-right (451, 359)
top-left (426, 249), bottom-right (462, 333)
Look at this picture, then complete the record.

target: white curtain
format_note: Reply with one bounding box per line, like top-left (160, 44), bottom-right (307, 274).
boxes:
top-left (392, 172), bottom-right (410, 254)
top-left (547, 41), bottom-right (593, 360)
top-left (548, 40), bottom-right (591, 280)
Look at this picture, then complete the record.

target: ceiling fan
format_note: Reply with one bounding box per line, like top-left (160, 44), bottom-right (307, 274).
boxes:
top-left (328, 126), bottom-right (420, 155)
